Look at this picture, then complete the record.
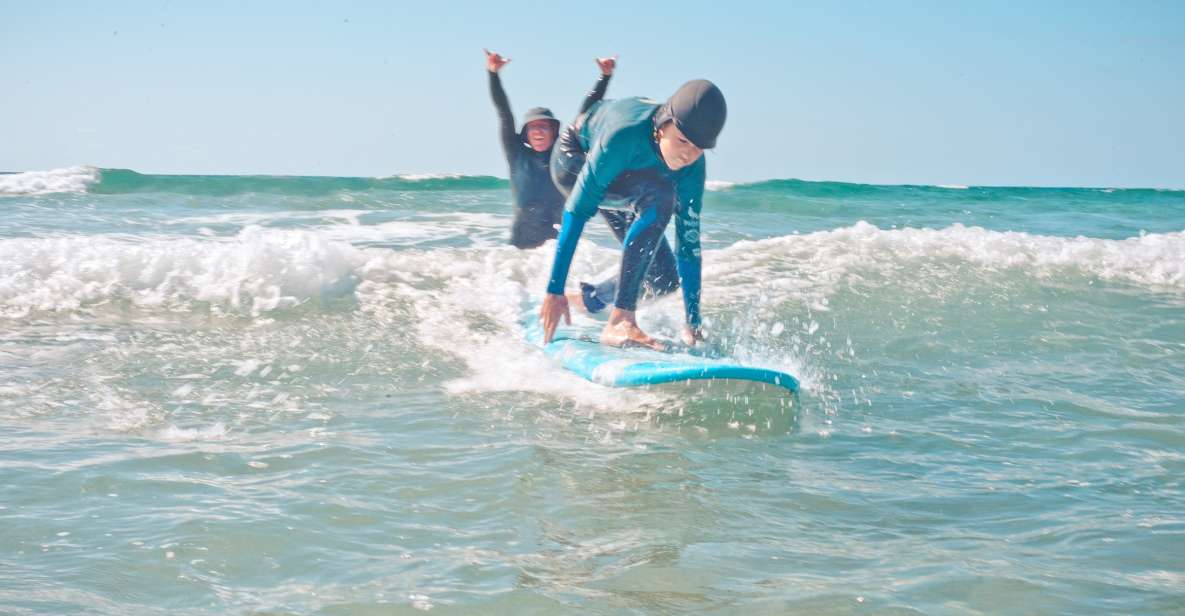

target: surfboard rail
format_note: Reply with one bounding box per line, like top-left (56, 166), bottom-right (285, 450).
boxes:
top-left (527, 318), bottom-right (799, 394)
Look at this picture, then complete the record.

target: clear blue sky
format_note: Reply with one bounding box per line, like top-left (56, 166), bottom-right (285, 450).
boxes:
top-left (2, 1), bottom-right (1183, 187)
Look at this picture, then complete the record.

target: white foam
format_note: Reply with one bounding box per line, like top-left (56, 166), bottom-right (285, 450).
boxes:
top-left (321, 213), bottom-right (507, 246)
top-left (705, 180), bottom-right (736, 191)
top-left (0, 226), bottom-right (367, 317)
top-left (92, 381), bottom-right (160, 431)
top-left (716, 221), bottom-right (1185, 292)
top-left (389, 173), bottom-right (464, 181)
top-left (171, 209), bottom-right (369, 227)
top-left (158, 422), bottom-right (228, 442)
top-left (5, 219), bottom-right (1180, 329)
top-left (7, 219), bottom-right (1180, 429)
top-left (936, 184), bottom-right (970, 190)
top-left (170, 211), bottom-right (509, 247)
top-left (349, 240), bottom-right (664, 412)
top-left (0, 166), bottom-right (100, 196)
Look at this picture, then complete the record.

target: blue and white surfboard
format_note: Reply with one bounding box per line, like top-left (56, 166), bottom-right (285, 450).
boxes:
top-left (524, 316), bottom-right (798, 393)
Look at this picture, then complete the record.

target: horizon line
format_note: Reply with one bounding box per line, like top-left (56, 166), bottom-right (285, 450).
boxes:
top-left (1, 166), bottom-right (1183, 192)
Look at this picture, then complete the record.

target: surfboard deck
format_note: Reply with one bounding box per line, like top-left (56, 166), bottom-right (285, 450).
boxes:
top-left (524, 315), bottom-right (799, 393)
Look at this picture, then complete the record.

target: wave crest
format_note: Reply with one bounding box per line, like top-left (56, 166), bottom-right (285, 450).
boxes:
top-left (0, 166), bottom-right (100, 196)
top-left (0, 227), bottom-right (366, 318)
top-left (4, 221), bottom-right (1181, 321)
top-left (718, 221), bottom-right (1185, 292)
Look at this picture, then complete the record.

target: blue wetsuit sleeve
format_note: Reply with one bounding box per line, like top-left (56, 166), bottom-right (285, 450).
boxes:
top-left (488, 72), bottom-right (518, 161)
top-left (545, 134), bottom-right (630, 295)
top-left (579, 74), bottom-right (611, 115)
top-left (674, 163), bottom-right (705, 328)
top-left (568, 133), bottom-right (630, 219)
top-left (546, 211), bottom-right (587, 294)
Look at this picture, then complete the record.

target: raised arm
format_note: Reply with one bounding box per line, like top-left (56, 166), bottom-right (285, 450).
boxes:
top-left (485, 49), bottom-right (518, 157)
top-left (578, 55), bottom-right (616, 115)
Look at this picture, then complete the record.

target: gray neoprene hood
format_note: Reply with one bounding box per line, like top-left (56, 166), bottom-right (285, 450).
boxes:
top-left (520, 107), bottom-right (560, 141)
top-left (654, 80), bottom-right (727, 149)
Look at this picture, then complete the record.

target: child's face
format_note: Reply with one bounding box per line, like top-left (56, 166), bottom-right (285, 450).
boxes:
top-left (656, 122), bottom-right (703, 171)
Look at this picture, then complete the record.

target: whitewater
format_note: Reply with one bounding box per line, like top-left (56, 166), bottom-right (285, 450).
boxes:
top-left (1, 166), bottom-right (1183, 614)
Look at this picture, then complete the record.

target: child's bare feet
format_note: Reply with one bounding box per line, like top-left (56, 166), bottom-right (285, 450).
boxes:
top-left (600, 308), bottom-right (666, 351)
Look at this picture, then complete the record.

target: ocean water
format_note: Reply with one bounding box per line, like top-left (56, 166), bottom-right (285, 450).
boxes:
top-left (1, 166), bottom-right (1183, 614)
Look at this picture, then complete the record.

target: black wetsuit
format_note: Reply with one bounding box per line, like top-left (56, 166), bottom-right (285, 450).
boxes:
top-left (488, 72), bottom-right (610, 249)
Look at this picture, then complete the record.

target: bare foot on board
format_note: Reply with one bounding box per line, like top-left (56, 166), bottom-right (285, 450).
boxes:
top-left (600, 308), bottom-right (666, 351)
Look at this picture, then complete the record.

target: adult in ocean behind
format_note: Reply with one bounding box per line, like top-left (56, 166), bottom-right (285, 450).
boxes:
top-left (485, 49), bottom-right (616, 249)
top-left (539, 79), bottom-right (727, 350)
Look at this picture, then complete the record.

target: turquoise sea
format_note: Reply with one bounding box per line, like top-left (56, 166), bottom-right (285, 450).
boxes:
top-left (1, 166), bottom-right (1183, 614)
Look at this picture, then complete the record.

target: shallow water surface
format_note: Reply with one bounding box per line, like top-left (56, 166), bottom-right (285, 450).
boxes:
top-left (1, 167), bottom-right (1183, 614)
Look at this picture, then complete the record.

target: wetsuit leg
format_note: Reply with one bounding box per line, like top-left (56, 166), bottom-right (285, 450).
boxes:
top-left (595, 209), bottom-right (679, 300)
top-left (582, 201), bottom-right (680, 313)
top-left (609, 172), bottom-right (676, 311)
top-left (579, 210), bottom-right (633, 312)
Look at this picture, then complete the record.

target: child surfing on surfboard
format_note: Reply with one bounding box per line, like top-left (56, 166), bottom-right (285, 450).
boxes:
top-left (539, 79), bottom-right (727, 351)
